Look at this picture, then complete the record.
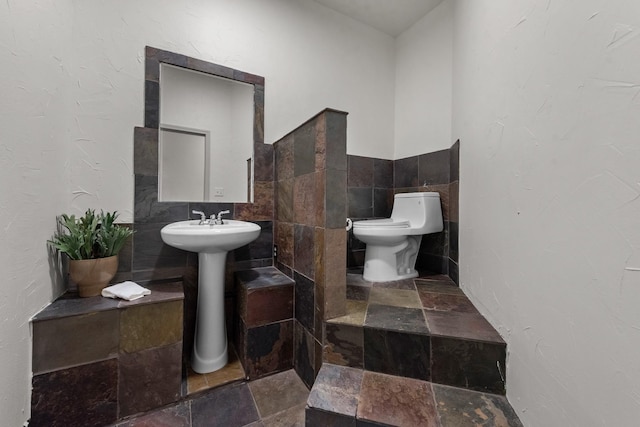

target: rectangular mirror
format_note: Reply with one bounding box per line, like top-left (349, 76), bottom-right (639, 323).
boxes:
top-left (159, 63), bottom-right (255, 202)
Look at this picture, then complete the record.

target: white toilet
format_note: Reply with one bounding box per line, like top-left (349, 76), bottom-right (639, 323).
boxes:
top-left (353, 192), bottom-right (443, 282)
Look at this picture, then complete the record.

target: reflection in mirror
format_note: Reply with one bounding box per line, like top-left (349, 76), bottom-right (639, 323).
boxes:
top-left (159, 63), bottom-right (254, 203)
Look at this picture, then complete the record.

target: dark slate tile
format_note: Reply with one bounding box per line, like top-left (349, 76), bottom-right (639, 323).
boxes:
top-left (254, 85), bottom-right (265, 144)
top-left (415, 278), bottom-right (462, 295)
top-left (314, 112), bottom-right (327, 172)
top-left (118, 342), bottom-right (182, 417)
top-left (394, 156), bottom-right (419, 188)
top-left (30, 359), bottom-right (117, 427)
top-left (148, 46), bottom-right (189, 68)
top-left (416, 253), bottom-right (448, 275)
top-left (135, 174), bottom-right (188, 223)
top-left (421, 224), bottom-right (448, 254)
top-left (246, 320), bottom-right (294, 379)
top-left (367, 288), bottom-right (421, 308)
top-left (363, 328), bottom-right (430, 380)
top-left (448, 259), bottom-right (459, 285)
top-left (420, 292), bottom-right (478, 314)
top-left (132, 222), bottom-right (188, 271)
top-left (236, 266), bottom-right (295, 289)
top-left (325, 111), bottom-right (348, 171)
top-left (248, 369), bottom-right (309, 418)
top-left (234, 220), bottom-right (273, 261)
top-left (348, 156), bottom-right (374, 187)
top-left (32, 309), bottom-right (119, 374)
top-left (434, 383), bottom-right (523, 427)
top-left (371, 278), bottom-right (416, 290)
top-left (119, 401), bottom-right (190, 426)
top-left (306, 408), bottom-right (356, 426)
top-left (364, 304), bottom-right (428, 334)
top-left (326, 169), bottom-right (347, 229)
top-left (241, 285), bottom-right (294, 327)
top-left (275, 221), bottom-right (294, 268)
top-left (294, 271), bottom-right (315, 333)
top-left (449, 221), bottom-right (459, 262)
top-left (308, 364), bottom-right (363, 416)
top-left (347, 284), bottom-right (370, 301)
top-left (261, 403), bottom-right (306, 427)
top-left (294, 226), bottom-right (315, 280)
top-left (348, 188), bottom-right (373, 218)
top-left (357, 371), bottom-right (439, 426)
top-left (31, 294), bottom-right (119, 321)
top-left (293, 173), bottom-right (316, 225)
top-left (144, 80), bottom-right (159, 128)
top-left (450, 139), bottom-right (460, 183)
top-left (120, 300), bottom-right (183, 353)
top-left (431, 337), bottom-right (507, 394)
top-left (191, 382), bottom-right (260, 427)
top-left (275, 135), bottom-right (293, 181)
top-left (253, 142), bottom-right (274, 183)
top-left (373, 188), bottom-right (393, 218)
top-left (234, 180), bottom-right (274, 221)
top-left (277, 179), bottom-right (294, 223)
top-left (133, 127), bottom-right (158, 176)
top-left (324, 323), bottom-right (364, 368)
top-left (294, 321), bottom-right (316, 389)
top-left (373, 158), bottom-right (393, 188)
top-left (449, 181), bottom-right (459, 222)
top-left (294, 124), bottom-right (315, 177)
top-left (425, 310), bottom-right (504, 344)
top-left (419, 149), bottom-right (450, 186)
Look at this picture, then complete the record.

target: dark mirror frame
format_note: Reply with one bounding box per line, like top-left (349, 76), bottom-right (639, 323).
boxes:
top-left (130, 47), bottom-right (271, 282)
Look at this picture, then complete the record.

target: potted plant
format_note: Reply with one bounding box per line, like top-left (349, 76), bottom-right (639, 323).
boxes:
top-left (48, 209), bottom-right (134, 297)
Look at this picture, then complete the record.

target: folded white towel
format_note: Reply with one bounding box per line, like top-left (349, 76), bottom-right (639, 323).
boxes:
top-left (102, 281), bottom-right (151, 301)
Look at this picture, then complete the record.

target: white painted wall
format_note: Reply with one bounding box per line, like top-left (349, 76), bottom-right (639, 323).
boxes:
top-left (453, 1), bottom-right (640, 425)
top-left (66, 0), bottom-right (396, 222)
top-left (0, 1), bottom-right (73, 424)
top-left (394, 0), bottom-right (453, 159)
top-left (1, 1), bottom-right (395, 424)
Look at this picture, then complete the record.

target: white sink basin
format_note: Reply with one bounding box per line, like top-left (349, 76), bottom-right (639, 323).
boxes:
top-left (160, 219), bottom-right (261, 253)
top-left (160, 219), bottom-right (261, 374)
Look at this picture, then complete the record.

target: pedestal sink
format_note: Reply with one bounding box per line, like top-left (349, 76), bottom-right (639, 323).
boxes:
top-left (160, 219), bottom-right (261, 373)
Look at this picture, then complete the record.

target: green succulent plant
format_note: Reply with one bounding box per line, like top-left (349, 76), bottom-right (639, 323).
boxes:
top-left (48, 209), bottom-right (134, 260)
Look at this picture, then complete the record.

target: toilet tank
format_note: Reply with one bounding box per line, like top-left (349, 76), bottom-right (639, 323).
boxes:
top-left (391, 192), bottom-right (443, 235)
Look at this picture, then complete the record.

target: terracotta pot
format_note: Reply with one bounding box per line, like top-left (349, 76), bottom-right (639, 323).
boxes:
top-left (68, 255), bottom-right (118, 297)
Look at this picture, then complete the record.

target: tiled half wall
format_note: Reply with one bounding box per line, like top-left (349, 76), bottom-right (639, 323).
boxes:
top-left (347, 140), bottom-right (460, 284)
top-left (273, 109), bottom-right (348, 388)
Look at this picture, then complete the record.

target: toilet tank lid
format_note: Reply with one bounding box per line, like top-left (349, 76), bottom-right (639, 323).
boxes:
top-left (395, 192), bottom-right (440, 198)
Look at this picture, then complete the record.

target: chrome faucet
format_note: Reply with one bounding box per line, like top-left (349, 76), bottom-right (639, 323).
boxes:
top-left (213, 210), bottom-right (230, 225)
top-left (192, 210), bottom-right (207, 225)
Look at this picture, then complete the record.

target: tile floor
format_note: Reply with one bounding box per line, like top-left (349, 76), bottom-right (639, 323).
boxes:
top-left (114, 369), bottom-right (309, 427)
top-left (307, 363), bottom-right (524, 427)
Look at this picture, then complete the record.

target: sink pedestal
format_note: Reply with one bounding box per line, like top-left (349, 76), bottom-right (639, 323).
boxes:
top-left (192, 252), bottom-right (228, 373)
top-left (159, 219), bottom-right (261, 374)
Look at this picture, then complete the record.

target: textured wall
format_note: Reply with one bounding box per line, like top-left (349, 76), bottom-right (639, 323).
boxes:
top-left (453, 1), bottom-right (640, 425)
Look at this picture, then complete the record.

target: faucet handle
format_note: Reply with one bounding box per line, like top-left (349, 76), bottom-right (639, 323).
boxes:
top-left (192, 210), bottom-right (206, 224)
top-left (216, 210), bottom-right (231, 223)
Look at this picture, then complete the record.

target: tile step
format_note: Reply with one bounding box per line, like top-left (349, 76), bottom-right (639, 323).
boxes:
top-left (306, 363), bottom-right (523, 427)
top-left (323, 272), bottom-right (507, 394)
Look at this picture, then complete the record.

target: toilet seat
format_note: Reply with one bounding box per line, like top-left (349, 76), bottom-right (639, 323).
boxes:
top-left (353, 218), bottom-right (409, 228)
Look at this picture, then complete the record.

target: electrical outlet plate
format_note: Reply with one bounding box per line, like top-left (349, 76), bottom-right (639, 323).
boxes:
top-left (214, 187), bottom-right (224, 197)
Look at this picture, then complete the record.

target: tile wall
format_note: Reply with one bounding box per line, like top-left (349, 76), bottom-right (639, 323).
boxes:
top-left (273, 109), bottom-right (348, 388)
top-left (30, 283), bottom-right (184, 425)
top-left (346, 140), bottom-right (460, 284)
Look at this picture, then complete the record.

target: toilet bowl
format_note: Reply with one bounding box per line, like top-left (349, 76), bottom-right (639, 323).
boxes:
top-left (353, 192), bottom-right (443, 282)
